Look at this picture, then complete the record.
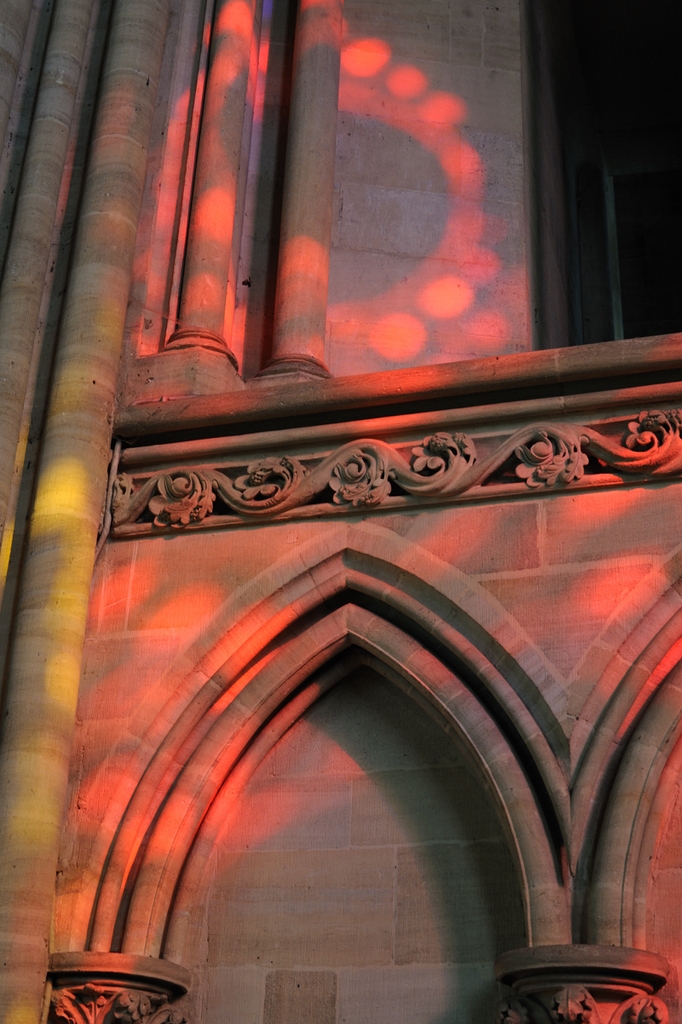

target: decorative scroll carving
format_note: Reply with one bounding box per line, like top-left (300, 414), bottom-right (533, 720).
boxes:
top-left (111, 410), bottom-right (682, 534)
top-left (233, 456), bottom-right (306, 507)
top-left (515, 428), bottom-right (589, 488)
top-left (51, 986), bottom-right (187, 1024)
top-left (330, 447), bottom-right (391, 506)
top-left (613, 996), bottom-right (668, 1024)
top-left (497, 997), bottom-right (531, 1023)
top-left (148, 471), bottom-right (215, 527)
top-left (550, 987), bottom-right (601, 1024)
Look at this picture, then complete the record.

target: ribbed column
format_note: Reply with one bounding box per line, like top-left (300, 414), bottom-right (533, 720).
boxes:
top-left (0, 0), bottom-right (97, 588)
top-left (259, 0), bottom-right (343, 379)
top-left (0, 0), bottom-right (35, 161)
top-left (165, 0), bottom-right (260, 370)
top-left (0, 0), bottom-right (169, 1016)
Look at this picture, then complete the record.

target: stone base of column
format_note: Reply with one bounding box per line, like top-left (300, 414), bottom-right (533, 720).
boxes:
top-left (48, 952), bottom-right (191, 1024)
top-left (495, 945), bottom-right (669, 1023)
top-left (164, 326), bottom-right (239, 371)
top-left (122, 347), bottom-right (245, 404)
top-left (256, 354), bottom-right (331, 381)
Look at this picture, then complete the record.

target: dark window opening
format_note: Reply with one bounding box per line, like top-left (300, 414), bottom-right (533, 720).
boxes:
top-left (527, 0), bottom-right (682, 346)
top-left (613, 169), bottom-right (682, 339)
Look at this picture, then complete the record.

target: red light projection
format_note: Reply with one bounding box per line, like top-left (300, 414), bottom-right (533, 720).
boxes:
top-left (129, 0), bottom-right (528, 380)
top-left (48, 471), bottom-right (682, 1024)
top-left (340, 37), bottom-right (391, 77)
top-left (327, 30), bottom-right (527, 375)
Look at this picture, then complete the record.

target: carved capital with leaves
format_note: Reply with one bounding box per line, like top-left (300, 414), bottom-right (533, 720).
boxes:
top-left (50, 985), bottom-right (188, 1024)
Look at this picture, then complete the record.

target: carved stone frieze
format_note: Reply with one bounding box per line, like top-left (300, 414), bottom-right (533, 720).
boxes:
top-left (110, 409), bottom-right (682, 536)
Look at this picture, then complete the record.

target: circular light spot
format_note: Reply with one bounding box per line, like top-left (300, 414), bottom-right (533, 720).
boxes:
top-left (386, 64), bottom-right (428, 98)
top-left (341, 38), bottom-right (391, 77)
top-left (369, 313), bottom-right (427, 360)
top-left (418, 276), bottom-right (475, 319)
top-left (418, 92), bottom-right (467, 125)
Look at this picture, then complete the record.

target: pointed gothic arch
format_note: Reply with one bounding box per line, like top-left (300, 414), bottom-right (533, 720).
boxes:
top-left (60, 529), bottom-right (579, 961)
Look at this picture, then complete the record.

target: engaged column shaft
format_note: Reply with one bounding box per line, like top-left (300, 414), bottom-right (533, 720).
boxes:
top-left (262, 0), bottom-right (343, 378)
top-left (166, 0), bottom-right (260, 365)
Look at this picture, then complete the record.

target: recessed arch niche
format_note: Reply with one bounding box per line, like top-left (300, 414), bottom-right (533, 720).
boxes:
top-left (166, 659), bottom-right (526, 1024)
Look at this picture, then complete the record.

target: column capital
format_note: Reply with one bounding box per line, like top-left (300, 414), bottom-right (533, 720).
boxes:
top-left (495, 945), bottom-right (669, 1024)
top-left (48, 952), bottom-right (191, 1024)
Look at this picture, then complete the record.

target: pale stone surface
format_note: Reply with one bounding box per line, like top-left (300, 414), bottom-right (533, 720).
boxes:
top-left (206, 968), bottom-right (265, 1024)
top-left (350, 767), bottom-right (500, 846)
top-left (479, 562), bottom-right (654, 680)
top-left (394, 842), bottom-right (523, 964)
top-left (337, 963), bottom-right (504, 1024)
top-left (194, 670), bottom-right (525, 1019)
top-left (208, 846), bottom-right (396, 967)
top-left (543, 486), bottom-right (682, 564)
top-left (264, 970), bottom-right (337, 1024)
top-left (382, 503), bottom-right (541, 575)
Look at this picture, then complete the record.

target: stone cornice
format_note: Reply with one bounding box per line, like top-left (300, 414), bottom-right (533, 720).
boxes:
top-left (48, 953), bottom-right (191, 996)
top-left (115, 334), bottom-right (682, 441)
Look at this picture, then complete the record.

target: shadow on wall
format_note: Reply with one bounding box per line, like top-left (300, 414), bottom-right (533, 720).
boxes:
top-left (203, 666), bottom-right (526, 1024)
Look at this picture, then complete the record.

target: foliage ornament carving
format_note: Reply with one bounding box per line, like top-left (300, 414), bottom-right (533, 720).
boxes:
top-left (329, 447), bottom-right (391, 506)
top-left (50, 985), bottom-right (187, 1024)
top-left (550, 987), bottom-right (600, 1024)
top-left (614, 996), bottom-right (668, 1024)
top-left (514, 428), bottom-right (589, 488)
top-left (233, 456), bottom-right (306, 507)
top-left (497, 997), bottom-right (531, 1024)
top-left (147, 471), bottom-right (214, 527)
top-left (110, 409), bottom-right (682, 535)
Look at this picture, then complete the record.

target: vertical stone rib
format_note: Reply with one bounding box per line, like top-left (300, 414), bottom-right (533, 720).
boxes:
top-left (0, 0), bottom-right (98, 589)
top-left (0, 0), bottom-right (36, 161)
top-left (0, 0), bottom-right (169, 1017)
top-left (165, 0), bottom-right (261, 370)
top-left (260, 0), bottom-right (343, 379)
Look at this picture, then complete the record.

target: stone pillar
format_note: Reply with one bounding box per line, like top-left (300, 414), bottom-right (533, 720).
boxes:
top-left (0, 0), bottom-right (170, 1015)
top-left (0, 0), bottom-right (97, 583)
top-left (48, 953), bottom-right (190, 1024)
top-left (0, 0), bottom-right (34, 162)
top-left (165, 0), bottom-right (261, 376)
top-left (258, 0), bottom-right (343, 379)
top-left (495, 945), bottom-right (669, 1023)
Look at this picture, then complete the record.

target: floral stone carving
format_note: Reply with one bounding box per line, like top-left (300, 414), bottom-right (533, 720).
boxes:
top-left (497, 997), bottom-right (532, 1024)
top-left (495, 945), bottom-right (669, 1024)
top-left (551, 987), bottom-right (600, 1023)
top-left (110, 409), bottom-right (682, 535)
top-left (515, 429), bottom-right (589, 488)
top-left (615, 996), bottom-right (668, 1024)
top-left (147, 471), bottom-right (214, 527)
top-left (329, 447), bottom-right (391, 506)
top-left (50, 985), bottom-right (187, 1024)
